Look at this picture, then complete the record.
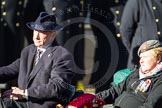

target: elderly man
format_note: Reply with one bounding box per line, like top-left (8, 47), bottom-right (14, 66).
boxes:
top-left (97, 40), bottom-right (162, 108)
top-left (0, 12), bottom-right (75, 108)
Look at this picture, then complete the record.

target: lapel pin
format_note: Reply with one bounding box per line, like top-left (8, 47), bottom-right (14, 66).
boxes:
top-left (48, 54), bottom-right (51, 57)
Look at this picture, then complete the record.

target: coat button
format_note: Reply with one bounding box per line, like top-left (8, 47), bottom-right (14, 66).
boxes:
top-left (155, 19), bottom-right (159, 23)
top-left (115, 10), bottom-right (120, 14)
top-left (116, 22), bottom-right (120, 26)
top-left (1, 1), bottom-right (6, 5)
top-left (2, 12), bottom-right (7, 16)
top-left (157, 31), bottom-right (161, 36)
top-left (116, 33), bottom-right (121, 38)
top-left (52, 7), bottom-right (56, 12)
top-left (152, 6), bottom-right (156, 10)
top-left (16, 22), bottom-right (20, 27)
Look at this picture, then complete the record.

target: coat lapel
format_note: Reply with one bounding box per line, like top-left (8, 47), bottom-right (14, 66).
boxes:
top-left (26, 46), bottom-right (36, 79)
top-left (27, 45), bottom-right (58, 86)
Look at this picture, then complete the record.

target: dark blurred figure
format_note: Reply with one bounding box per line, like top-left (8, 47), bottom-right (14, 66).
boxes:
top-left (0, 0), bottom-right (24, 66)
top-left (120, 0), bottom-right (162, 70)
top-left (110, 0), bottom-right (128, 70)
top-left (88, 0), bottom-right (128, 92)
top-left (23, 0), bottom-right (45, 44)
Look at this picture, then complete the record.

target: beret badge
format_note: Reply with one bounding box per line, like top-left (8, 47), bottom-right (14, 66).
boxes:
top-left (141, 45), bottom-right (148, 52)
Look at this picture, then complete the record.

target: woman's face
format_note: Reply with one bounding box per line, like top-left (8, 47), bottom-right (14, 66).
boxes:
top-left (33, 30), bottom-right (56, 48)
top-left (139, 50), bottom-right (160, 73)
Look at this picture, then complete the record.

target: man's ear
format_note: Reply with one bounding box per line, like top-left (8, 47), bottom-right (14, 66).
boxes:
top-left (157, 55), bottom-right (161, 63)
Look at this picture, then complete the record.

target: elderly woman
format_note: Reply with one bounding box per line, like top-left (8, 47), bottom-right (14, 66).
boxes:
top-left (97, 40), bottom-right (162, 108)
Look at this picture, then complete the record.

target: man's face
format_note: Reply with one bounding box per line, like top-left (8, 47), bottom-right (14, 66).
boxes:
top-left (33, 30), bottom-right (56, 48)
top-left (139, 50), bottom-right (160, 73)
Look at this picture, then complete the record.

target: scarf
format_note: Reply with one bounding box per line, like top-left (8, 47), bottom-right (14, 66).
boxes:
top-left (139, 62), bottom-right (162, 79)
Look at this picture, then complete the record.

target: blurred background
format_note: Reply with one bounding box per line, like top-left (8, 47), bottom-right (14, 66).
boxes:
top-left (0, 0), bottom-right (128, 93)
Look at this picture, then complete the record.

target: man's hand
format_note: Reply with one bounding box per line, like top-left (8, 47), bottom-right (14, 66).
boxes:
top-left (2, 87), bottom-right (25, 100)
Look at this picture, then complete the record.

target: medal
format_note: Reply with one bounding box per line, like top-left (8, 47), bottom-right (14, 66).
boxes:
top-left (136, 79), bottom-right (151, 92)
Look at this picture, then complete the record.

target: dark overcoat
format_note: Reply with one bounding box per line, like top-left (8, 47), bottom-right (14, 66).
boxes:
top-left (0, 0), bottom-right (24, 66)
top-left (97, 69), bottom-right (162, 108)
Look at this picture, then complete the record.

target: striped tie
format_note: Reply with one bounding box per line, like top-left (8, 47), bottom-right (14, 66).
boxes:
top-left (34, 49), bottom-right (42, 66)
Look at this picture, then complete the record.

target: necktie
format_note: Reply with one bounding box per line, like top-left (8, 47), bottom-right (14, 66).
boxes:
top-left (34, 49), bottom-right (42, 66)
